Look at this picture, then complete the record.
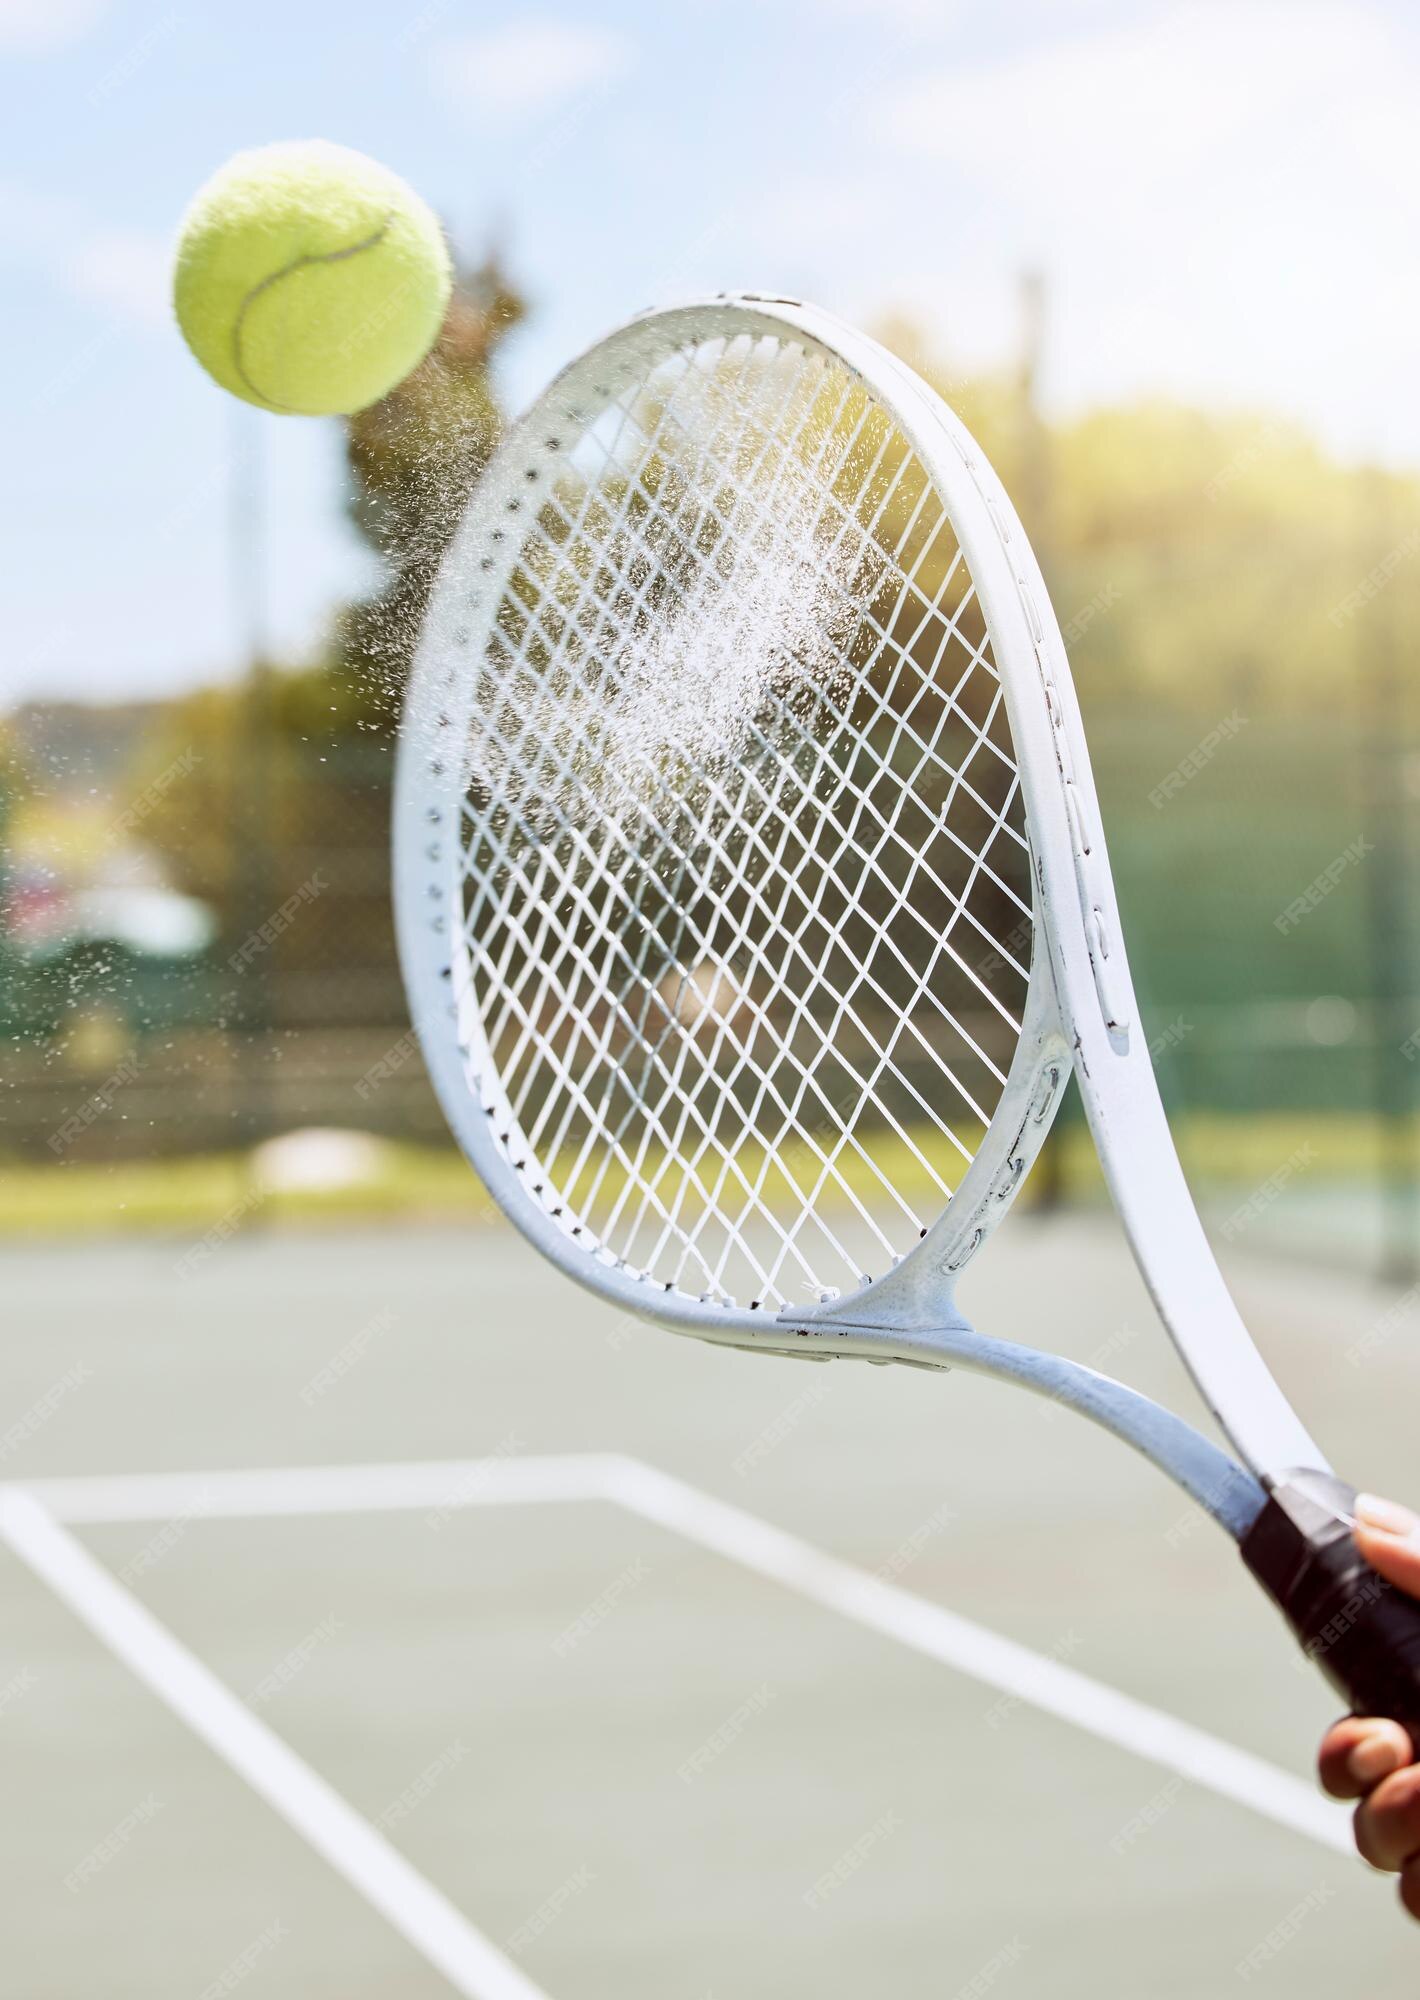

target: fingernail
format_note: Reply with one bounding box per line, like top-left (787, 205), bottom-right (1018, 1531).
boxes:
top-left (1355, 1494), bottom-right (1419, 1537)
top-left (1349, 1736), bottom-right (1405, 1785)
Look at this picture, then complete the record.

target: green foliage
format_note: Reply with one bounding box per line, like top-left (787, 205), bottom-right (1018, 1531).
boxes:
top-left (132, 258), bottom-right (526, 936)
top-left (878, 323), bottom-right (1420, 1122)
top-left (19, 304), bottom-right (1417, 1154)
top-left (335, 256), bottom-right (525, 726)
top-left (895, 325), bottom-right (1420, 718)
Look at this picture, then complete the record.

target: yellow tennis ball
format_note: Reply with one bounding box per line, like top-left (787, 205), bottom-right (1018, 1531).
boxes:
top-left (173, 140), bottom-right (452, 417)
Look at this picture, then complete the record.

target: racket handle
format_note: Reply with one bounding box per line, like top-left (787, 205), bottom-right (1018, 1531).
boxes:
top-left (1241, 1469), bottom-right (1420, 1749)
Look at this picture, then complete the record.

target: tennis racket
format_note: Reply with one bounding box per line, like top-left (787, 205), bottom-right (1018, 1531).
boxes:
top-left (393, 293), bottom-right (1420, 1742)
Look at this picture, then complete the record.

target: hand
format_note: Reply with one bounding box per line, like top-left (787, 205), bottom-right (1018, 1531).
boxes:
top-left (1317, 1495), bottom-right (1420, 1919)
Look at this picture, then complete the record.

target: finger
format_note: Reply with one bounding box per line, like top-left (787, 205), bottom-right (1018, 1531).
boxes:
top-left (1319, 1716), bottom-right (1412, 1799)
top-left (1354, 1494), bottom-right (1420, 1599)
top-left (1353, 1764), bottom-right (1420, 1872)
top-left (1403, 1856), bottom-right (1420, 1923)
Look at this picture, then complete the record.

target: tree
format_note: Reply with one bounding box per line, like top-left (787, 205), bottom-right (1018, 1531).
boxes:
top-left (333, 254), bottom-right (526, 735)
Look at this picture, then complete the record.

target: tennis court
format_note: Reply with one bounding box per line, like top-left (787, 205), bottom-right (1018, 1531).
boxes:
top-left (2, 1207), bottom-right (1414, 1998)
top-left (7, 5), bottom-right (1420, 1994)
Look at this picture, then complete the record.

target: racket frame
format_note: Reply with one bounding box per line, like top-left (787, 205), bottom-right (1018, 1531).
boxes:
top-left (394, 293), bottom-right (1324, 1506)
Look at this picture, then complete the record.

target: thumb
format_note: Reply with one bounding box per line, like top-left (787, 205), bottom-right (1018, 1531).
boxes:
top-left (1354, 1494), bottom-right (1420, 1600)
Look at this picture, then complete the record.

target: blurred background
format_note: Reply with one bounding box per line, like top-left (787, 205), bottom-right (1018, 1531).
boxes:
top-left (4, 0), bottom-right (1419, 1271)
top-left (4, 6), bottom-right (1420, 1997)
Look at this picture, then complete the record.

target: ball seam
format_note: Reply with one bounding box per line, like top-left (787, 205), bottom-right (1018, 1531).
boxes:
top-left (231, 211), bottom-right (395, 412)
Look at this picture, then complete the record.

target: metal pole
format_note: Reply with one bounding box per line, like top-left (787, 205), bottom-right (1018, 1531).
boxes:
top-left (228, 403), bottom-right (274, 1165)
top-left (1359, 466), bottom-right (1418, 1283)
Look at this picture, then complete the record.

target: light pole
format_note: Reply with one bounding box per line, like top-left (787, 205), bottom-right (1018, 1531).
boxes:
top-left (1358, 465), bottom-right (1418, 1283)
top-left (228, 402), bottom-right (275, 1166)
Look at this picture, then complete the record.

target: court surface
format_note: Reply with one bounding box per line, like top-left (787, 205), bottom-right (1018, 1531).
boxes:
top-left (2, 1207), bottom-right (1418, 1998)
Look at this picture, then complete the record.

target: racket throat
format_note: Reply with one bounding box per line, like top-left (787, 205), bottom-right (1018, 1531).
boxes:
top-left (769, 1311), bottom-right (1264, 1539)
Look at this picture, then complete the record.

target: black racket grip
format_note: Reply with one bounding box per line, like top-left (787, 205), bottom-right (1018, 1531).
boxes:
top-left (1241, 1469), bottom-right (1420, 1750)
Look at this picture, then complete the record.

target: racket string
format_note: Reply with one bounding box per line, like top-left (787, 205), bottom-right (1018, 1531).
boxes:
top-left (454, 334), bottom-right (1034, 1307)
top-left (472, 446), bottom-right (1016, 1280)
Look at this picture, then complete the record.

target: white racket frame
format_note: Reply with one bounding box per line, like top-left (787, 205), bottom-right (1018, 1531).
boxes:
top-left (394, 294), bottom-right (1325, 1509)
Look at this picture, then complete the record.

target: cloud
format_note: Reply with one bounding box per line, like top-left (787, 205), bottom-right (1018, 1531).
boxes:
top-left (0, 177), bottom-right (72, 251)
top-left (69, 228), bottom-right (170, 328)
top-left (731, 175), bottom-right (882, 257)
top-left (0, 0), bottom-right (109, 54)
top-left (435, 18), bottom-right (631, 122)
top-left (853, 0), bottom-right (1420, 455)
top-left (0, 181), bottom-right (168, 329)
top-left (874, 0), bottom-right (1409, 216)
top-left (775, 0), bottom-right (959, 26)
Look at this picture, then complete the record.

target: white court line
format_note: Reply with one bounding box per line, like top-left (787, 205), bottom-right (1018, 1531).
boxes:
top-left (20, 1455), bottom-right (620, 1525)
top-left (599, 1458), bottom-right (1353, 1857)
top-left (8, 1453), bottom-right (1352, 1861)
top-left (0, 1490), bottom-right (550, 2000)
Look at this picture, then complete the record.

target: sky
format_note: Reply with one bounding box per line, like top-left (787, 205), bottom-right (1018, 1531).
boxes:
top-left (2, 0), bottom-right (1419, 709)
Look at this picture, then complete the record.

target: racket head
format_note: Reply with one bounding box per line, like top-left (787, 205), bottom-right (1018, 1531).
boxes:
top-left (394, 295), bottom-right (1130, 1362)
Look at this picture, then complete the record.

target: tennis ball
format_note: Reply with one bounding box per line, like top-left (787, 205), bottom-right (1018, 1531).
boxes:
top-left (173, 140), bottom-right (452, 417)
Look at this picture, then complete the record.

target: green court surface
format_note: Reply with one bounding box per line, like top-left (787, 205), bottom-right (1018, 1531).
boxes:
top-left (2, 1210), bottom-right (1417, 1998)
